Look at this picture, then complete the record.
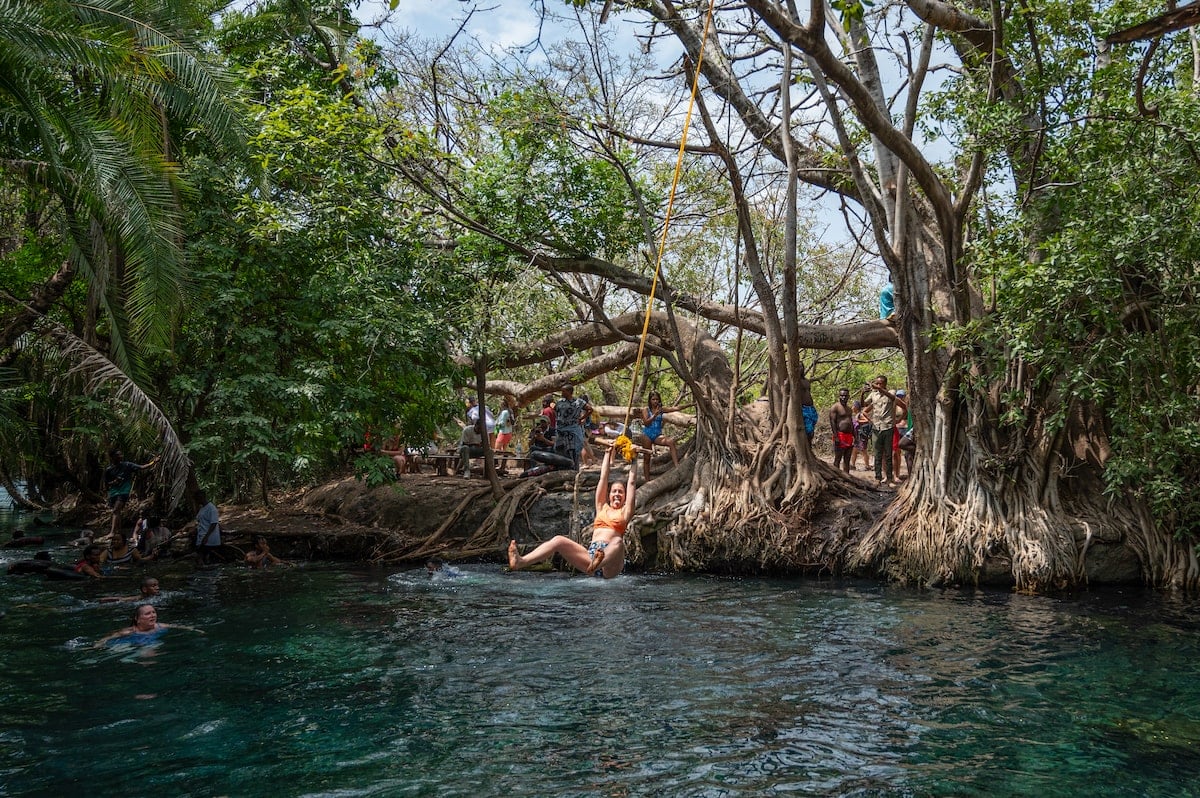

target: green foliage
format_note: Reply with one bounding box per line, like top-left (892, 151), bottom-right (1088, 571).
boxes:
top-left (0, 0), bottom-right (244, 355)
top-left (972, 76), bottom-right (1200, 536)
top-left (830, 0), bottom-right (874, 26)
top-left (353, 453), bottom-right (400, 488)
top-left (460, 88), bottom-right (648, 260)
top-left (154, 3), bottom-right (463, 501)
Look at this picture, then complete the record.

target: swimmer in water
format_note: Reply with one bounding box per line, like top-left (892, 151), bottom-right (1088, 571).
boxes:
top-left (96, 603), bottom-right (199, 647)
top-left (74, 544), bottom-right (106, 578)
top-left (426, 558), bottom-right (463, 578)
top-left (244, 535), bottom-right (288, 569)
top-left (100, 576), bottom-right (162, 603)
top-left (507, 445), bottom-right (636, 579)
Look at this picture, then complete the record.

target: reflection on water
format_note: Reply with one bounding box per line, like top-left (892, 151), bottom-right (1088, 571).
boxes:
top-left (2, 533), bottom-right (1200, 796)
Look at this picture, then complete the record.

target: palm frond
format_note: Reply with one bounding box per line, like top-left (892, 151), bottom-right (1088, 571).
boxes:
top-left (1, 0), bottom-right (247, 350)
top-left (31, 317), bottom-right (191, 512)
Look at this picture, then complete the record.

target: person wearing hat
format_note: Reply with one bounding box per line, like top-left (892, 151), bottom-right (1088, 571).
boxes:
top-left (552, 382), bottom-right (591, 469)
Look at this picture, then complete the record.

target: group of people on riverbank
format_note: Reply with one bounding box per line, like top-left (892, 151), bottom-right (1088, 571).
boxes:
top-left (451, 382), bottom-right (684, 479)
top-left (827, 375), bottom-right (913, 487)
top-left (363, 378), bottom-right (689, 481)
top-left (7, 479), bottom-right (292, 580)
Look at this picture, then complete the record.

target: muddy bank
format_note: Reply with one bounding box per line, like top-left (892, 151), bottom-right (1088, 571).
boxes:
top-left (270, 472), bottom-right (594, 563)
top-left (218, 470), bottom-right (883, 573)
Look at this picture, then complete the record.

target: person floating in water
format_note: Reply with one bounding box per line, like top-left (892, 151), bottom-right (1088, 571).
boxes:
top-left (96, 603), bottom-right (199, 647)
top-left (74, 544), bottom-right (106, 578)
top-left (507, 445), bottom-right (637, 579)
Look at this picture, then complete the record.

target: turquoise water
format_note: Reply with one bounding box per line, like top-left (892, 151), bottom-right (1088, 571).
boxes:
top-left (2, 523), bottom-right (1200, 796)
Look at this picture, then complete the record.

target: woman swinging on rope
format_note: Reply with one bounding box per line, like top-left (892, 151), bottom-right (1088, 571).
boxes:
top-left (507, 0), bottom-right (719, 580)
top-left (507, 444), bottom-right (637, 579)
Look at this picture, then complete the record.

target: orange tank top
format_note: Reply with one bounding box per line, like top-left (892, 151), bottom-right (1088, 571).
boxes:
top-left (594, 504), bottom-right (628, 535)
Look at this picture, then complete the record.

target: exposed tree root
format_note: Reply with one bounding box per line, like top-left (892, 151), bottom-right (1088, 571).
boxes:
top-left (369, 482), bottom-right (496, 562)
top-left (653, 430), bottom-right (874, 573)
top-left (848, 453), bottom-right (1161, 591)
top-left (0, 471), bottom-right (46, 512)
top-left (370, 471), bottom-right (582, 563)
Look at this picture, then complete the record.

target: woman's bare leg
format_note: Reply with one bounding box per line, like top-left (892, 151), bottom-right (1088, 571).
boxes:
top-left (635, 434), bottom-right (654, 475)
top-left (507, 536), bottom-right (593, 572)
top-left (662, 436), bottom-right (679, 466)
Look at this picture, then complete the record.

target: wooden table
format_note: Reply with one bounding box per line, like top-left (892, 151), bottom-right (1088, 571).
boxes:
top-left (424, 454), bottom-right (458, 476)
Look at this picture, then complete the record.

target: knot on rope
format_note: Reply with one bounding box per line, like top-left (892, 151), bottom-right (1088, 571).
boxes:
top-left (612, 435), bottom-right (635, 462)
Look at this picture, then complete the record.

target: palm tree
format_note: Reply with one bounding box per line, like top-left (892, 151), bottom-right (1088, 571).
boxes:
top-left (0, 0), bottom-right (244, 507)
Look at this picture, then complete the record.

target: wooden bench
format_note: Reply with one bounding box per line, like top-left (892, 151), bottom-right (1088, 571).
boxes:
top-left (493, 451), bottom-right (530, 473)
top-left (425, 452), bottom-right (530, 476)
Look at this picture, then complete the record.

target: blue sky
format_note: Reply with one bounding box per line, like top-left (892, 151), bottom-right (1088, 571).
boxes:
top-left (366, 0), bottom-right (582, 53)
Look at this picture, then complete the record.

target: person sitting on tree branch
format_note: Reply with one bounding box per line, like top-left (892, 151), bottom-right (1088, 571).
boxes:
top-left (636, 391), bottom-right (681, 475)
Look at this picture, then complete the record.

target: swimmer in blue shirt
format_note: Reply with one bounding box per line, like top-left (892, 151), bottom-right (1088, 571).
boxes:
top-left (96, 603), bottom-right (199, 647)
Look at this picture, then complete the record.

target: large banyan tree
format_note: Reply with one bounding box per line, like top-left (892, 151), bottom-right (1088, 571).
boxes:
top-left (369, 0), bottom-right (1200, 590)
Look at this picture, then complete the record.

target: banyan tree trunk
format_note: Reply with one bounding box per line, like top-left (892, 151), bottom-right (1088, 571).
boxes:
top-left (848, 395), bottom-right (1179, 591)
top-left (645, 376), bottom-right (868, 574)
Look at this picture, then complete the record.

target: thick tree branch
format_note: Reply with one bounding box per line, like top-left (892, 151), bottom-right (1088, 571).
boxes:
top-left (646, 0), bottom-right (851, 196)
top-left (746, 0), bottom-right (956, 239)
top-left (537, 258), bottom-right (898, 351)
top-left (0, 259), bottom-right (76, 360)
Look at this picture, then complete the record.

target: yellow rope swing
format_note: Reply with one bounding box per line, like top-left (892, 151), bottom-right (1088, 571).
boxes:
top-left (609, 0), bottom-right (718, 463)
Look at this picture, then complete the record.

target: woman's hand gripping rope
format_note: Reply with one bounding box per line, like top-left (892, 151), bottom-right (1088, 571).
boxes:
top-left (599, 435), bottom-right (645, 463)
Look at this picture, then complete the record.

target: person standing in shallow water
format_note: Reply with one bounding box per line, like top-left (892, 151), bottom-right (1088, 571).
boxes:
top-left (193, 490), bottom-right (222, 565)
top-left (508, 445), bottom-right (637, 579)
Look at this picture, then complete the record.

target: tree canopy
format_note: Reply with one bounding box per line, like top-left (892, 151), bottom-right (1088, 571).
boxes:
top-left (1, 0), bottom-right (1198, 590)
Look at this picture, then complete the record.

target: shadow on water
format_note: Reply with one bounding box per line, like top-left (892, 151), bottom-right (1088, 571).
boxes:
top-left (2, 524), bottom-right (1200, 796)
